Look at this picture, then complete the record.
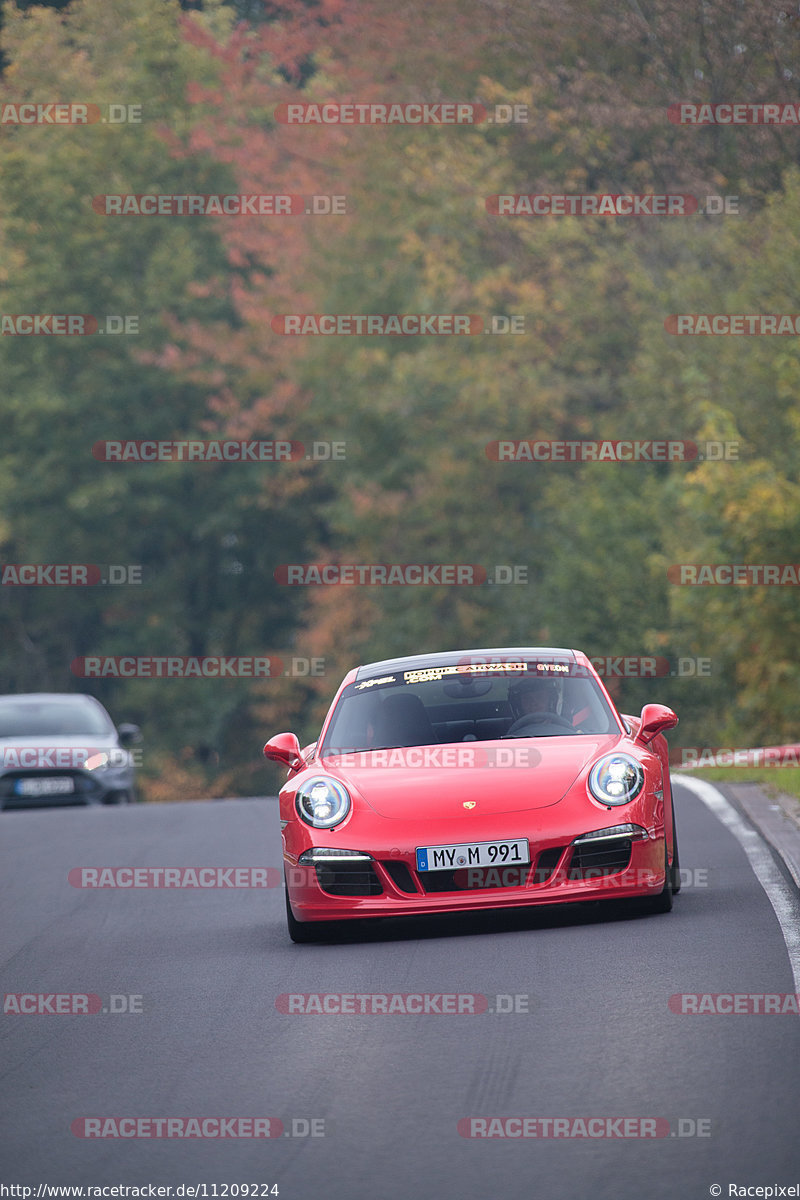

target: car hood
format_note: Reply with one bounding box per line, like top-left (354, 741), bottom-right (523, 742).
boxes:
top-left (0, 733), bottom-right (121, 768)
top-left (318, 734), bottom-right (624, 819)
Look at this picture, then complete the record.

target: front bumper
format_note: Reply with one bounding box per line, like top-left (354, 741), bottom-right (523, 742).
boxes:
top-left (284, 825), bottom-right (667, 923)
top-left (0, 768), bottom-right (132, 809)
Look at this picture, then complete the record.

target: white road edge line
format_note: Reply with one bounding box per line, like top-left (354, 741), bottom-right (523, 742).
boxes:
top-left (674, 773), bottom-right (800, 997)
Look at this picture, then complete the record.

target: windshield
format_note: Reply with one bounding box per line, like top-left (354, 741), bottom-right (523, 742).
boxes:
top-left (320, 660), bottom-right (620, 754)
top-left (0, 697), bottom-right (114, 738)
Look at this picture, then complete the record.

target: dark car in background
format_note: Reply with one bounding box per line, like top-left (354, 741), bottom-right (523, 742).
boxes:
top-left (0, 693), bottom-right (141, 809)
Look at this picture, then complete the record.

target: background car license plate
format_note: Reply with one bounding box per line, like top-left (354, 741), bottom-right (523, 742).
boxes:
top-left (416, 838), bottom-right (529, 872)
top-left (14, 777), bottom-right (75, 796)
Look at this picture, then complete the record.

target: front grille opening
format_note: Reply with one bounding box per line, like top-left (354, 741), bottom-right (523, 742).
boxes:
top-left (567, 837), bottom-right (632, 880)
top-left (314, 861), bottom-right (383, 897)
top-left (0, 771), bottom-right (95, 797)
top-left (531, 846), bottom-right (565, 883)
top-left (379, 861), bottom-right (418, 894)
top-left (419, 864), bottom-right (529, 893)
top-left (0, 770), bottom-right (99, 806)
top-left (418, 846), bottom-right (569, 894)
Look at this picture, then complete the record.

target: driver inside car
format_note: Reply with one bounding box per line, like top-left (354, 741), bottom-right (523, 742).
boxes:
top-left (504, 676), bottom-right (576, 736)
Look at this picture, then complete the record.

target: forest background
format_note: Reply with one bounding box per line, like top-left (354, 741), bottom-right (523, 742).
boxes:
top-left (1, 0), bottom-right (798, 799)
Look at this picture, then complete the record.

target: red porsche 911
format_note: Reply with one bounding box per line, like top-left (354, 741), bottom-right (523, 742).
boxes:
top-left (263, 647), bottom-right (680, 941)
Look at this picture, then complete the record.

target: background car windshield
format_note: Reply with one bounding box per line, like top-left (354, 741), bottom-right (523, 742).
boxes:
top-left (320, 664), bottom-right (619, 753)
top-left (0, 697), bottom-right (114, 738)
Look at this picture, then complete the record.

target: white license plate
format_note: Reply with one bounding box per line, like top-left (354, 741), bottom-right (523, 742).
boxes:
top-left (416, 838), bottom-right (530, 872)
top-left (14, 777), bottom-right (75, 796)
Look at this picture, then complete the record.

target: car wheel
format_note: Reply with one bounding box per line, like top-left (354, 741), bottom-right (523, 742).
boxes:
top-left (670, 798), bottom-right (681, 894)
top-left (285, 881), bottom-right (324, 943)
top-left (104, 790), bottom-right (132, 805)
top-left (643, 840), bottom-right (673, 915)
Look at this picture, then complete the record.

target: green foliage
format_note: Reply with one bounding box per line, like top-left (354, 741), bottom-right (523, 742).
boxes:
top-left (0, 0), bottom-right (317, 789)
top-left (1, 0), bottom-right (798, 796)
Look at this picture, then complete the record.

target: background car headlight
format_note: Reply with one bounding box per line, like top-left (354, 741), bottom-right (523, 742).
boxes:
top-left (85, 750), bottom-right (132, 772)
top-left (588, 754), bottom-right (645, 805)
top-left (295, 777), bottom-right (351, 828)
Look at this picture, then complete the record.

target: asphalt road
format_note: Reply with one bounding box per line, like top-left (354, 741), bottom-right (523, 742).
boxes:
top-left (1, 781), bottom-right (799, 1200)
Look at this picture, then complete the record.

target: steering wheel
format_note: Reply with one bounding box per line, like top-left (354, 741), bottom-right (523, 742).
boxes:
top-left (503, 712), bottom-right (576, 737)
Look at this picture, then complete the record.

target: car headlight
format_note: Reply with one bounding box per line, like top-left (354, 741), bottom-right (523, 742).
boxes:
top-left (588, 754), bottom-right (645, 805)
top-left (295, 776), bottom-right (351, 829)
top-left (85, 750), bottom-right (131, 772)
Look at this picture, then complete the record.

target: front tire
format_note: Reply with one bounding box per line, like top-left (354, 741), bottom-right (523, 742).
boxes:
top-left (285, 881), bottom-right (323, 943)
top-left (102, 790), bottom-right (133, 805)
top-left (643, 840), bottom-right (673, 914)
top-left (283, 877), bottom-right (377, 942)
top-left (669, 798), bottom-right (681, 893)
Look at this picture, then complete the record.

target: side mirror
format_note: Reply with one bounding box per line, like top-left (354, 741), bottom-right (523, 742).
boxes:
top-left (636, 704), bottom-right (678, 745)
top-left (263, 732), bottom-right (303, 771)
top-left (117, 723), bottom-right (142, 747)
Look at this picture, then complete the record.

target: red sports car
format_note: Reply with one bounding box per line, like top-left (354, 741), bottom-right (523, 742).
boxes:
top-left (263, 647), bottom-right (680, 942)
